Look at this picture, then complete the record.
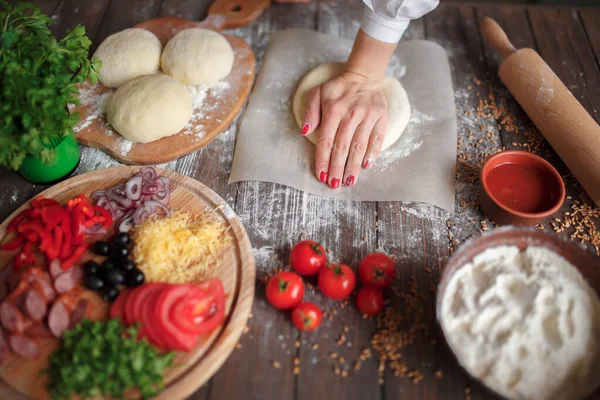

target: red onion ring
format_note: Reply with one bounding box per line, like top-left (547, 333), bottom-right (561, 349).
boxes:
top-left (92, 167), bottom-right (172, 233)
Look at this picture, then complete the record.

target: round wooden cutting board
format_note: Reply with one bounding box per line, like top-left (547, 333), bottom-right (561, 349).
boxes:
top-left (0, 167), bottom-right (255, 400)
top-left (71, 0), bottom-right (270, 165)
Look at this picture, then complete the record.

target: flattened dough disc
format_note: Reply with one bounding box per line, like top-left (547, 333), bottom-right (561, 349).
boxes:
top-left (292, 62), bottom-right (411, 151)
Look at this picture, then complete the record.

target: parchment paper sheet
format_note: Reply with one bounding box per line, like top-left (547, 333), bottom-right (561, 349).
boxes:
top-left (229, 29), bottom-right (457, 212)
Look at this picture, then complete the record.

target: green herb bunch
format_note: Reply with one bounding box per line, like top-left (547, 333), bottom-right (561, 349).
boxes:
top-left (47, 319), bottom-right (176, 399)
top-left (0, 1), bottom-right (101, 170)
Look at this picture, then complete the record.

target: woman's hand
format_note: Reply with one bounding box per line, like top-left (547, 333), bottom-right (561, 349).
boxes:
top-left (301, 72), bottom-right (388, 188)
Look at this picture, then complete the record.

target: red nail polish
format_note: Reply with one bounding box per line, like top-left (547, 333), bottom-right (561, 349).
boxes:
top-left (331, 178), bottom-right (340, 189)
top-left (301, 123), bottom-right (310, 135)
top-left (362, 158), bottom-right (372, 169)
top-left (345, 175), bottom-right (355, 186)
top-left (320, 171), bottom-right (328, 183)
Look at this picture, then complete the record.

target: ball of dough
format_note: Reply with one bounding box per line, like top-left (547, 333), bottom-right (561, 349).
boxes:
top-left (107, 74), bottom-right (192, 143)
top-left (93, 28), bottom-right (162, 88)
top-left (161, 28), bottom-right (234, 85)
top-left (293, 63), bottom-right (411, 152)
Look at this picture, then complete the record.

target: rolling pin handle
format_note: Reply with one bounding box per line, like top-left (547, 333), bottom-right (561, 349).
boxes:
top-left (480, 17), bottom-right (517, 60)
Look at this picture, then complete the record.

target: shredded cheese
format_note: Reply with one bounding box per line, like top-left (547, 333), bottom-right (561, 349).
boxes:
top-left (131, 212), bottom-right (230, 283)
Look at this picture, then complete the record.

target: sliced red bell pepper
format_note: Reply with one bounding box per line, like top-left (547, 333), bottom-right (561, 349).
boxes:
top-left (83, 215), bottom-right (106, 228)
top-left (92, 205), bottom-right (113, 229)
top-left (23, 241), bottom-right (35, 264)
top-left (41, 205), bottom-right (68, 233)
top-left (1, 235), bottom-right (24, 251)
top-left (60, 213), bottom-right (72, 260)
top-left (22, 231), bottom-right (39, 243)
top-left (61, 242), bottom-right (88, 270)
top-left (13, 253), bottom-right (23, 270)
top-left (17, 220), bottom-right (46, 240)
top-left (31, 196), bottom-right (60, 210)
top-left (67, 194), bottom-right (91, 212)
top-left (71, 206), bottom-right (87, 246)
top-left (45, 227), bottom-right (63, 260)
top-left (7, 209), bottom-right (31, 233)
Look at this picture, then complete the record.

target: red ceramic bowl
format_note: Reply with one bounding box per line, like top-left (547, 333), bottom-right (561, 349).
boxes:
top-left (479, 150), bottom-right (565, 226)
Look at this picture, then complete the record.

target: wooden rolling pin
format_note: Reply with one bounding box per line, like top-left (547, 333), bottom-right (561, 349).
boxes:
top-left (480, 17), bottom-right (600, 207)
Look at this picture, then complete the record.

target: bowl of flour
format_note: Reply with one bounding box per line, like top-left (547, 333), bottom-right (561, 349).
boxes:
top-left (437, 228), bottom-right (600, 400)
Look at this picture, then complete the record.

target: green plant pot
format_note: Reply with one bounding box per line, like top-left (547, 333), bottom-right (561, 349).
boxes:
top-left (18, 130), bottom-right (80, 184)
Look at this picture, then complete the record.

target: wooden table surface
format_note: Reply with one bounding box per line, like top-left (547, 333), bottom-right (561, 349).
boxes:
top-left (1, 1), bottom-right (600, 399)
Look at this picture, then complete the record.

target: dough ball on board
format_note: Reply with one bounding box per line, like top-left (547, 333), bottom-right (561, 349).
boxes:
top-left (107, 74), bottom-right (192, 143)
top-left (293, 63), bottom-right (411, 152)
top-left (161, 28), bottom-right (234, 85)
top-left (93, 28), bottom-right (162, 88)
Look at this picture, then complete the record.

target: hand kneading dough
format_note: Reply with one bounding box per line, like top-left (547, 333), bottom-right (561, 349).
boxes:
top-left (293, 63), bottom-right (411, 151)
top-left (107, 74), bottom-right (192, 143)
top-left (93, 28), bottom-right (161, 88)
top-left (161, 28), bottom-right (234, 85)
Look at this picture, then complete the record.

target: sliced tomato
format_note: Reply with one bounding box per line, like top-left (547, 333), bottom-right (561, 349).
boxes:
top-left (110, 289), bottom-right (132, 325)
top-left (138, 283), bottom-right (170, 348)
top-left (125, 283), bottom-right (158, 325)
top-left (171, 279), bottom-right (226, 335)
top-left (154, 285), bottom-right (198, 352)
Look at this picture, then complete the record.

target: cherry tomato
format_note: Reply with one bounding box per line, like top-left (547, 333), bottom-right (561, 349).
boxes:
top-left (290, 240), bottom-right (327, 276)
top-left (318, 264), bottom-right (356, 300)
top-left (291, 302), bottom-right (323, 332)
top-left (358, 253), bottom-right (396, 289)
top-left (266, 272), bottom-right (305, 310)
top-left (356, 286), bottom-right (384, 316)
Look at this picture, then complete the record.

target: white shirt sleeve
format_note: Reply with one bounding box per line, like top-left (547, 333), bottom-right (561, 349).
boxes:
top-left (361, 0), bottom-right (439, 43)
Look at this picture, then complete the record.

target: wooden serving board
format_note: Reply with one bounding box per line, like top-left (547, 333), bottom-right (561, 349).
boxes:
top-left (0, 167), bottom-right (255, 400)
top-left (70, 0), bottom-right (270, 165)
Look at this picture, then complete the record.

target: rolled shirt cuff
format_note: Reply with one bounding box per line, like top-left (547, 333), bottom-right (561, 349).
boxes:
top-left (360, 7), bottom-right (410, 43)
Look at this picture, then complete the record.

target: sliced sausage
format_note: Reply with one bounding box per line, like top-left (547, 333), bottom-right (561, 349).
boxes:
top-left (30, 277), bottom-right (55, 303)
top-left (7, 277), bottom-right (29, 301)
top-left (24, 321), bottom-right (53, 338)
top-left (69, 299), bottom-right (90, 329)
top-left (47, 301), bottom-right (70, 338)
top-left (49, 259), bottom-right (65, 280)
top-left (53, 266), bottom-right (82, 294)
top-left (0, 302), bottom-right (25, 334)
top-left (24, 289), bottom-right (47, 322)
top-left (8, 334), bottom-right (39, 359)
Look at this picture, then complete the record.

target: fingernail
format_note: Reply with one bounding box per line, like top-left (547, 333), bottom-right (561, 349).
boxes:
top-left (345, 175), bottom-right (355, 186)
top-left (301, 123), bottom-right (310, 135)
top-left (331, 178), bottom-right (340, 189)
top-left (362, 158), bottom-right (372, 169)
top-left (319, 171), bottom-right (328, 183)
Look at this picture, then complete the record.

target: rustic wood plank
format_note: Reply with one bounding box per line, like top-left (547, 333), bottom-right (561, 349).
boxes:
top-left (289, 2), bottom-right (381, 400)
top-left (579, 9), bottom-right (600, 70)
top-left (527, 7), bottom-right (600, 123)
top-left (47, 0), bottom-right (111, 39)
top-left (407, 5), bottom-right (506, 399)
top-left (158, 0), bottom-right (212, 19)
top-left (524, 7), bottom-right (600, 253)
top-left (6, 0), bottom-right (60, 15)
top-left (473, 5), bottom-right (598, 253)
top-left (208, 4), bottom-right (323, 400)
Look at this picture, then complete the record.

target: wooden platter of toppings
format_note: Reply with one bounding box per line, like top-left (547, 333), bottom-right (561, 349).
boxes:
top-left (0, 166), bottom-right (255, 399)
top-left (70, 0), bottom-right (270, 165)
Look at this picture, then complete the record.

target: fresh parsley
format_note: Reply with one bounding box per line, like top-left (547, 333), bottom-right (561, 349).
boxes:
top-left (46, 319), bottom-right (175, 400)
top-left (0, 1), bottom-right (101, 170)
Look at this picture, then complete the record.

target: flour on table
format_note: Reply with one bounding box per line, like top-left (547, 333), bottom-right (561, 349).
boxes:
top-left (440, 245), bottom-right (600, 400)
top-left (72, 88), bottom-right (112, 132)
top-left (183, 81), bottom-right (230, 139)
